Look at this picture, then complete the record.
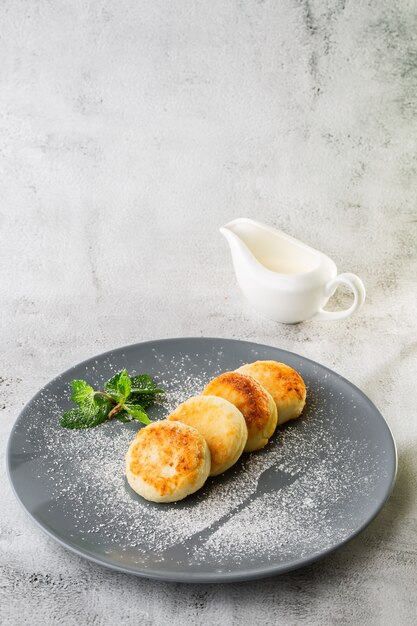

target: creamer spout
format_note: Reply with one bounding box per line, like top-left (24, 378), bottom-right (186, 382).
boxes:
top-left (220, 220), bottom-right (251, 257)
top-left (220, 218), bottom-right (254, 246)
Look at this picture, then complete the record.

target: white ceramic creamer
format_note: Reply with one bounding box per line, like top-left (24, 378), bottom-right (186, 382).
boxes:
top-left (220, 218), bottom-right (366, 324)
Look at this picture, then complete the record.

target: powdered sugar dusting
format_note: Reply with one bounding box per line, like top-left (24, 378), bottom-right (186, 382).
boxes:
top-left (16, 344), bottom-right (391, 574)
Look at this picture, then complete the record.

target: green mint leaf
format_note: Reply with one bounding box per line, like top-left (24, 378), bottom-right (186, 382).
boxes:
top-left (94, 396), bottom-right (113, 419)
top-left (130, 374), bottom-right (157, 392)
top-left (61, 397), bottom-right (111, 430)
top-left (104, 369), bottom-right (131, 402)
top-left (116, 411), bottom-right (134, 423)
top-left (130, 387), bottom-right (164, 395)
top-left (70, 380), bottom-right (97, 416)
top-left (117, 370), bottom-right (131, 398)
top-left (123, 396), bottom-right (145, 406)
top-left (130, 375), bottom-right (164, 410)
top-left (129, 394), bottom-right (163, 412)
top-left (61, 408), bottom-right (88, 429)
top-left (124, 403), bottom-right (151, 425)
top-left (127, 394), bottom-right (153, 410)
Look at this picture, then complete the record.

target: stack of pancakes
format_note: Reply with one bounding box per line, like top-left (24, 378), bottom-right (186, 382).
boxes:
top-left (125, 360), bottom-right (306, 503)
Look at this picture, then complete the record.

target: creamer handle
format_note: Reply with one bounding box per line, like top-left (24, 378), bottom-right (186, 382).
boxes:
top-left (312, 273), bottom-right (366, 321)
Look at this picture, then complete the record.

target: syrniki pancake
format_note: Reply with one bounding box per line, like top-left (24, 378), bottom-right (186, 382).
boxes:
top-left (202, 372), bottom-right (278, 452)
top-left (236, 360), bottom-right (306, 425)
top-left (168, 395), bottom-right (247, 476)
top-left (125, 420), bottom-right (210, 503)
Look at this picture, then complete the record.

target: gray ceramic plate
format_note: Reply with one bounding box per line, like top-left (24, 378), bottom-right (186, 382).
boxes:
top-left (7, 337), bottom-right (397, 583)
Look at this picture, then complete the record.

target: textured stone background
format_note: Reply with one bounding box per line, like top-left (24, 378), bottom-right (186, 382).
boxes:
top-left (1, 1), bottom-right (416, 624)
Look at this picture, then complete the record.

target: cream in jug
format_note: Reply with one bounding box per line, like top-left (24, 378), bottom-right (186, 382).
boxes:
top-left (220, 218), bottom-right (366, 324)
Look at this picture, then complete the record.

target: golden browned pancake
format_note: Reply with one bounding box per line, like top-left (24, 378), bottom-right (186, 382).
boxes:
top-left (236, 360), bottom-right (306, 425)
top-left (167, 395), bottom-right (247, 476)
top-left (202, 372), bottom-right (278, 452)
top-left (125, 420), bottom-right (210, 503)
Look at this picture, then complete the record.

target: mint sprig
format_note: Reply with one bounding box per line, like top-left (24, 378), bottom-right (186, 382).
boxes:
top-left (70, 380), bottom-right (98, 417)
top-left (105, 369), bottom-right (132, 403)
top-left (60, 370), bottom-right (163, 429)
top-left (124, 403), bottom-right (151, 424)
top-left (61, 396), bottom-right (113, 429)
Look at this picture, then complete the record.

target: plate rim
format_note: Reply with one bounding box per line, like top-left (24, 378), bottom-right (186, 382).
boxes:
top-left (6, 336), bottom-right (398, 583)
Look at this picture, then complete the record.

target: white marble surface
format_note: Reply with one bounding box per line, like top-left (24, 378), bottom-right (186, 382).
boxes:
top-left (1, 1), bottom-right (417, 624)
